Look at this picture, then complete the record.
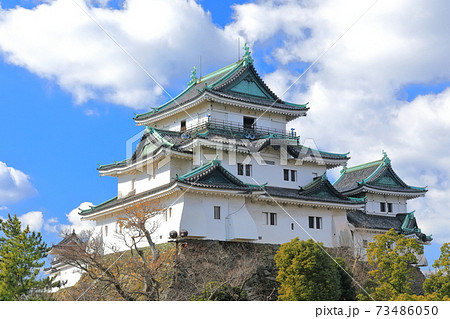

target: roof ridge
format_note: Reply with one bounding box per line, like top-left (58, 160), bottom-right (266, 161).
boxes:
top-left (198, 60), bottom-right (243, 84)
top-left (343, 158), bottom-right (383, 173)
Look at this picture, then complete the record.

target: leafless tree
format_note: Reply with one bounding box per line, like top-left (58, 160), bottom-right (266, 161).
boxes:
top-left (53, 200), bottom-right (172, 301)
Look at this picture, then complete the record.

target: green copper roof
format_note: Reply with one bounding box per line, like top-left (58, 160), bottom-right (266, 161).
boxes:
top-left (400, 211), bottom-right (432, 241)
top-left (134, 44), bottom-right (309, 123)
top-left (177, 157), bottom-right (265, 191)
top-left (79, 196), bottom-right (118, 215)
top-left (334, 152), bottom-right (427, 195)
top-left (177, 158), bottom-right (221, 182)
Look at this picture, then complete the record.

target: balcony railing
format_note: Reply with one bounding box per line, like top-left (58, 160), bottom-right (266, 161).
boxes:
top-left (184, 118), bottom-right (298, 140)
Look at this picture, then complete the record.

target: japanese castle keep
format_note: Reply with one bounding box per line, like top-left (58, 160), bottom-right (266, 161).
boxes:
top-left (75, 46), bottom-right (431, 264)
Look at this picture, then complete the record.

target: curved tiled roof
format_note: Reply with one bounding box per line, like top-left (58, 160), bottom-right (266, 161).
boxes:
top-left (264, 174), bottom-right (364, 206)
top-left (347, 210), bottom-right (432, 242)
top-left (134, 59), bottom-right (308, 123)
top-left (334, 154), bottom-right (427, 197)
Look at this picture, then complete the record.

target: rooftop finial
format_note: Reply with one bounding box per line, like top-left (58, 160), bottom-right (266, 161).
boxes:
top-left (188, 66), bottom-right (198, 86)
top-left (382, 150), bottom-right (391, 165)
top-left (243, 42), bottom-right (254, 66)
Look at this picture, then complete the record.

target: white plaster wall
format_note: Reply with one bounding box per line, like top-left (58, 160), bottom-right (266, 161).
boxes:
top-left (117, 174), bottom-right (135, 199)
top-left (150, 100), bottom-right (290, 133)
top-left (135, 162), bottom-right (171, 194)
top-left (179, 193), bottom-right (258, 241)
top-left (245, 199), bottom-right (345, 247)
top-left (92, 194), bottom-right (185, 253)
top-left (365, 193), bottom-right (407, 215)
top-left (153, 102), bottom-right (210, 131)
top-left (170, 157), bottom-right (192, 180)
top-left (352, 229), bottom-right (379, 260)
top-left (117, 161), bottom-right (172, 198)
top-left (215, 149), bottom-right (326, 189)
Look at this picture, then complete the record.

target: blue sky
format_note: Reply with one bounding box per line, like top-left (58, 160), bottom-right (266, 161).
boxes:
top-left (1, 0), bottom-right (449, 270)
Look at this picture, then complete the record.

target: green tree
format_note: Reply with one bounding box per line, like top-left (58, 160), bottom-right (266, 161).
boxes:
top-left (423, 243), bottom-right (450, 300)
top-left (274, 238), bottom-right (344, 301)
top-left (0, 214), bottom-right (58, 300)
top-left (361, 228), bottom-right (423, 301)
top-left (335, 257), bottom-right (356, 300)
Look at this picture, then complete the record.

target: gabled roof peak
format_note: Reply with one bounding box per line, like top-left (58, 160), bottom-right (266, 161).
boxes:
top-left (341, 151), bottom-right (390, 174)
top-left (134, 46), bottom-right (308, 124)
top-left (334, 151), bottom-right (427, 197)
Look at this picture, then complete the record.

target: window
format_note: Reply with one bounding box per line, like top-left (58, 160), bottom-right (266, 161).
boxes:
top-left (245, 164), bottom-right (252, 176)
top-left (308, 216), bottom-right (322, 229)
top-left (284, 169), bottom-right (297, 182)
top-left (214, 206), bottom-right (221, 220)
top-left (291, 170), bottom-right (297, 182)
top-left (291, 223), bottom-right (294, 230)
top-left (283, 169), bottom-right (289, 181)
top-left (180, 119), bottom-right (186, 132)
top-left (263, 212), bottom-right (277, 226)
top-left (243, 116), bottom-right (255, 129)
top-left (237, 163), bottom-right (251, 176)
top-left (104, 225), bottom-right (108, 237)
top-left (237, 163), bottom-right (244, 175)
top-left (308, 216), bottom-right (315, 229)
top-left (168, 207), bottom-right (172, 218)
top-left (270, 213), bottom-right (277, 226)
top-left (387, 203), bottom-right (393, 213)
top-left (316, 217), bottom-right (322, 229)
top-left (380, 202), bottom-right (386, 212)
top-left (265, 160), bottom-right (275, 165)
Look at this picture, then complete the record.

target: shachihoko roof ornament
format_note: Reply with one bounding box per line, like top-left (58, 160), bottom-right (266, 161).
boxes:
top-left (188, 66), bottom-right (198, 86)
top-left (242, 42), bottom-right (254, 66)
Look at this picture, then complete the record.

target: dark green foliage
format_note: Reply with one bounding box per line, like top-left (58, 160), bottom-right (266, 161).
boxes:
top-left (0, 214), bottom-right (59, 300)
top-left (191, 281), bottom-right (248, 301)
top-left (335, 257), bottom-right (356, 300)
top-left (274, 238), bottom-right (352, 301)
top-left (423, 243), bottom-right (450, 299)
top-left (359, 229), bottom-right (423, 300)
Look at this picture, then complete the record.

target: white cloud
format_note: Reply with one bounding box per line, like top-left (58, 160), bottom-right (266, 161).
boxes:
top-left (19, 210), bottom-right (44, 232)
top-left (0, 161), bottom-right (37, 204)
top-left (0, 206), bottom-right (8, 211)
top-left (230, 0), bottom-right (450, 244)
top-left (60, 202), bottom-right (96, 234)
top-left (44, 217), bottom-right (59, 233)
top-left (0, 0), bottom-right (237, 109)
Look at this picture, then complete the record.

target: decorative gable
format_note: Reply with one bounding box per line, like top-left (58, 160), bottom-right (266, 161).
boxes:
top-left (177, 159), bottom-right (263, 191)
top-left (370, 168), bottom-right (404, 188)
top-left (229, 76), bottom-right (273, 99)
top-left (217, 65), bottom-right (280, 102)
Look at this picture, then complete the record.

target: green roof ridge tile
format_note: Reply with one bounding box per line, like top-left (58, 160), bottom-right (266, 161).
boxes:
top-left (177, 157), bottom-right (220, 181)
top-left (135, 84), bottom-right (195, 118)
top-left (79, 196), bottom-right (118, 214)
top-left (206, 60), bottom-right (245, 89)
top-left (198, 60), bottom-right (242, 84)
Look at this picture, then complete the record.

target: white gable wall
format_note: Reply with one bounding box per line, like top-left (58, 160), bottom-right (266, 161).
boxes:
top-left (365, 193), bottom-right (407, 215)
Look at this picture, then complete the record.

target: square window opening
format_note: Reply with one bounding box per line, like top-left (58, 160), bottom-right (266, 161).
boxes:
top-left (243, 116), bottom-right (255, 129)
